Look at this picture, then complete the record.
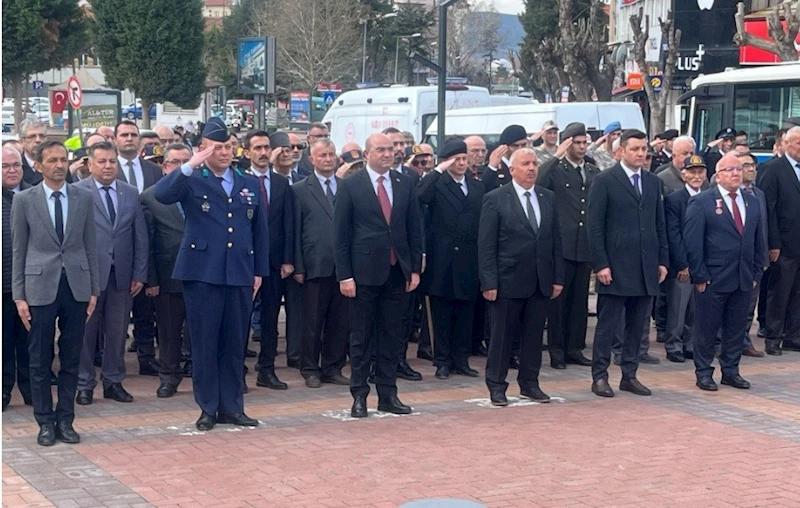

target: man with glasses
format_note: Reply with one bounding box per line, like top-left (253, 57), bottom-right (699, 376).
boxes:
top-left (383, 127), bottom-right (420, 186)
top-left (153, 125), bottom-right (175, 148)
top-left (482, 124), bottom-right (530, 192)
top-left (19, 119), bottom-right (52, 185)
top-left (464, 136), bottom-right (487, 181)
top-left (298, 123), bottom-right (329, 175)
top-left (140, 144), bottom-right (193, 398)
top-left (684, 153), bottom-right (766, 391)
top-left (406, 144), bottom-right (435, 175)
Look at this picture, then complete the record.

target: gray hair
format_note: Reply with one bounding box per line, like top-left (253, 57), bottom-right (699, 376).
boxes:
top-left (310, 138), bottom-right (335, 154)
top-left (785, 126), bottom-right (800, 142)
top-left (2, 145), bottom-right (21, 163)
top-left (19, 118), bottom-right (46, 137)
top-left (509, 147), bottom-right (537, 167)
top-left (673, 135), bottom-right (696, 150)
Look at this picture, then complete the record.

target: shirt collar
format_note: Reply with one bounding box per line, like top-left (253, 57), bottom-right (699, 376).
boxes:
top-left (315, 170), bottom-right (335, 186)
top-left (93, 178), bottom-right (117, 191)
top-left (25, 154), bottom-right (37, 171)
top-left (511, 179), bottom-right (534, 197)
top-left (621, 162), bottom-right (641, 178)
top-left (785, 153), bottom-right (799, 169)
top-left (685, 184), bottom-right (701, 196)
top-left (367, 166), bottom-right (390, 183)
top-left (43, 182), bottom-right (68, 199)
top-left (718, 184), bottom-right (741, 199)
top-left (217, 168), bottom-right (233, 183)
top-left (118, 155), bottom-right (139, 167)
top-left (663, 149), bottom-right (672, 158)
top-left (11, 184), bottom-right (21, 193)
top-left (250, 166), bottom-right (270, 178)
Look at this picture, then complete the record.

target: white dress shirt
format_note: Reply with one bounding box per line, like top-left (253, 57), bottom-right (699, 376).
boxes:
top-left (511, 180), bottom-right (541, 227)
top-left (43, 182), bottom-right (68, 230)
top-left (315, 171), bottom-right (337, 196)
top-left (118, 155), bottom-right (145, 193)
top-left (718, 184), bottom-right (746, 225)
top-left (367, 167), bottom-right (393, 206)
top-left (621, 162), bottom-right (643, 194)
top-left (250, 166), bottom-right (272, 202)
top-left (685, 184), bottom-right (701, 197)
top-left (785, 153), bottom-right (800, 182)
top-left (94, 179), bottom-right (118, 221)
top-left (25, 154), bottom-right (37, 172)
top-left (452, 175), bottom-right (468, 196)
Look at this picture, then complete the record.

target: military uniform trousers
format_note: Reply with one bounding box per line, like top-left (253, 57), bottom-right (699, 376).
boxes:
top-left (547, 259), bottom-right (591, 360)
top-left (430, 296), bottom-right (475, 369)
top-left (300, 275), bottom-right (349, 379)
top-left (664, 277), bottom-right (694, 355)
top-left (184, 281), bottom-right (250, 416)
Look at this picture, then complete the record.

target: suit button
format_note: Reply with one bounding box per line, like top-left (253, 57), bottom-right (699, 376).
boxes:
top-left (581, 198), bottom-right (585, 203)
top-left (580, 210), bottom-right (585, 215)
top-left (579, 222), bottom-right (584, 226)
top-left (581, 186), bottom-right (585, 191)
top-left (227, 242), bottom-right (233, 248)
top-left (228, 198), bottom-right (232, 203)
top-left (227, 212), bottom-right (232, 218)
top-left (228, 227), bottom-right (234, 233)
top-left (454, 246), bottom-right (459, 251)
top-left (191, 243), bottom-right (196, 249)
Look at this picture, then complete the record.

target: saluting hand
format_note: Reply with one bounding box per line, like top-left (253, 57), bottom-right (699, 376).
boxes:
top-left (555, 137), bottom-right (573, 159)
top-left (488, 145), bottom-right (508, 168)
top-left (188, 145), bottom-right (215, 169)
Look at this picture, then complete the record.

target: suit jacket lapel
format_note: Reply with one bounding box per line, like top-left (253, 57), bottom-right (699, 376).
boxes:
top-left (34, 185), bottom-right (61, 245)
top-left (388, 170), bottom-right (403, 227)
top-left (62, 186), bottom-right (80, 243)
top-left (784, 157), bottom-right (800, 195)
top-left (612, 165), bottom-right (641, 202)
top-left (362, 170), bottom-right (388, 226)
top-left (441, 171), bottom-right (467, 206)
top-left (89, 182), bottom-right (113, 226)
top-left (712, 187), bottom-right (740, 235)
top-left (507, 184), bottom-right (536, 236)
top-left (308, 174), bottom-right (333, 218)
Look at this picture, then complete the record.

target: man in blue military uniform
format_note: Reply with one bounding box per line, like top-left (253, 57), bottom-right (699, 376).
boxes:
top-left (154, 117), bottom-right (270, 431)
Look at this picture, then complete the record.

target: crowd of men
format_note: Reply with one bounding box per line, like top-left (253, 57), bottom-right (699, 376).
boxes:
top-left (3, 114), bottom-right (800, 447)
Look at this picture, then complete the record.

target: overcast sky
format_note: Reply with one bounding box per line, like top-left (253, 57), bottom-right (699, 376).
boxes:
top-left (490, 0), bottom-right (525, 15)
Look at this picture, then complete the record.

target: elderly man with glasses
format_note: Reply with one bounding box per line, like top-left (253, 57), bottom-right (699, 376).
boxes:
top-left (18, 119), bottom-right (64, 185)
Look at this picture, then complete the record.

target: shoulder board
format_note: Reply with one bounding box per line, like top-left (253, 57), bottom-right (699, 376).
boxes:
top-left (235, 168), bottom-right (244, 176)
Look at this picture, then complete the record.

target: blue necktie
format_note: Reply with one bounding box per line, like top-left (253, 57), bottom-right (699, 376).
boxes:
top-left (632, 173), bottom-right (641, 199)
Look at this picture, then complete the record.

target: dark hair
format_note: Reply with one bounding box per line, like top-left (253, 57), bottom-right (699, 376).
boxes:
top-left (114, 120), bottom-right (139, 137)
top-left (87, 141), bottom-right (117, 158)
top-left (164, 143), bottom-right (191, 160)
top-left (308, 122), bottom-right (328, 132)
top-left (35, 140), bottom-right (67, 162)
top-left (381, 127), bottom-right (402, 135)
top-left (776, 128), bottom-right (789, 142)
top-left (620, 129), bottom-right (647, 147)
top-left (736, 130), bottom-right (748, 137)
top-left (140, 131), bottom-right (159, 141)
top-left (243, 130), bottom-right (270, 149)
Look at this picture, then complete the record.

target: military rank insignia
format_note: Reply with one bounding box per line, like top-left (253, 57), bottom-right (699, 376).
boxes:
top-left (202, 201), bottom-right (210, 212)
top-left (247, 209), bottom-right (254, 220)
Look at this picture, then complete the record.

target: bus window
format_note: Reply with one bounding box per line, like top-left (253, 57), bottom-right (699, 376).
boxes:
top-left (734, 84), bottom-right (800, 151)
top-left (693, 100), bottom-right (724, 148)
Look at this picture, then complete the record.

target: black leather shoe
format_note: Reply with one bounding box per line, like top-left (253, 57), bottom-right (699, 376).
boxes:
top-left (550, 359), bottom-right (567, 370)
top-left (666, 352), bottom-right (685, 363)
top-left (721, 374), bottom-right (751, 389)
top-left (508, 356), bottom-right (520, 370)
top-left (489, 390), bottom-right (508, 406)
top-left (656, 331), bottom-right (667, 343)
top-left (591, 378), bottom-right (615, 398)
top-left (56, 421), bottom-right (80, 444)
top-left (156, 383), bottom-right (177, 398)
top-left (683, 351), bottom-right (694, 360)
top-left (76, 390), bottom-right (93, 405)
top-left (472, 344), bottom-right (488, 357)
top-left (565, 352), bottom-right (592, 366)
top-left (351, 396), bottom-right (368, 418)
top-left (765, 339), bottom-right (782, 356)
top-left (2, 393), bottom-right (10, 411)
top-left (782, 340), bottom-right (800, 352)
top-left (256, 371), bottom-right (288, 390)
top-left (416, 349), bottom-right (434, 361)
top-left (321, 373), bottom-right (350, 385)
top-left (696, 376), bottom-right (718, 391)
top-left (196, 412), bottom-right (216, 431)
top-left (377, 395), bottom-right (412, 414)
top-left (305, 375), bottom-right (322, 388)
top-left (619, 378), bottom-right (652, 396)
top-left (37, 424), bottom-right (57, 446)
top-left (183, 360), bottom-right (193, 377)
top-left (93, 353), bottom-right (103, 368)
top-left (217, 412), bottom-right (259, 426)
top-left (397, 362), bottom-right (422, 381)
top-left (287, 359), bottom-right (300, 369)
top-left (245, 348), bottom-right (257, 358)
top-left (139, 362), bottom-right (159, 377)
top-left (435, 365), bottom-right (450, 379)
top-left (22, 393), bottom-right (32, 406)
top-left (103, 383), bottom-right (134, 403)
top-left (638, 353), bottom-right (661, 365)
top-left (452, 366), bottom-right (479, 377)
top-left (757, 327), bottom-right (767, 338)
top-left (520, 385), bottom-right (550, 402)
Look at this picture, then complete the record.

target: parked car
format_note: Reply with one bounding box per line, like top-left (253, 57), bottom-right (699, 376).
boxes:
top-left (31, 103), bottom-right (51, 125)
top-left (122, 100), bottom-right (157, 120)
top-left (2, 105), bottom-right (36, 131)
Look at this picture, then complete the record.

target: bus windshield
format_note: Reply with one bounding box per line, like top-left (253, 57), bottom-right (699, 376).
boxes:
top-left (734, 82), bottom-right (800, 152)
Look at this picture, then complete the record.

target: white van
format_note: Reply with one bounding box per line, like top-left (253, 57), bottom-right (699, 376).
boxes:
top-left (322, 84), bottom-right (495, 148)
top-left (424, 102), bottom-right (646, 146)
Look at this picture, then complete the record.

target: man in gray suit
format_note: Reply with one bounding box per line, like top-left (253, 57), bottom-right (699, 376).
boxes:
top-left (74, 141), bottom-right (148, 405)
top-left (12, 140), bottom-right (100, 446)
top-left (656, 136), bottom-right (697, 194)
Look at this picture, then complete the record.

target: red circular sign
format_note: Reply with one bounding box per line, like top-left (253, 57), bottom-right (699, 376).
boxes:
top-left (67, 76), bottom-right (83, 109)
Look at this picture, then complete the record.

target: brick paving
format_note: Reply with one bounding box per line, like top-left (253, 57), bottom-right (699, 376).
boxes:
top-left (4, 310), bottom-right (800, 508)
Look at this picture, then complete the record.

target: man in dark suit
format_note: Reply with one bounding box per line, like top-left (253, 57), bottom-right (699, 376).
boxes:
top-left (114, 120), bottom-right (164, 375)
top-left (418, 141), bottom-right (484, 380)
top-left (297, 122), bottom-right (330, 175)
top-left (663, 155), bottom-right (706, 363)
top-left (479, 147), bottom-right (564, 405)
top-left (12, 141), bottom-right (100, 446)
top-left (19, 119), bottom-right (50, 185)
top-left (758, 126), bottom-right (800, 355)
top-left (140, 143), bottom-right (192, 398)
top-left (684, 153), bottom-right (766, 391)
top-left (537, 122), bottom-right (598, 369)
top-left (334, 133), bottom-right (424, 418)
top-left (588, 129), bottom-right (669, 398)
top-left (702, 128), bottom-right (735, 180)
top-left (656, 136), bottom-right (699, 194)
top-left (154, 118), bottom-right (270, 431)
top-left (74, 141), bottom-right (148, 405)
top-left (481, 125), bottom-right (529, 192)
top-left (2, 146), bottom-right (32, 411)
top-left (293, 139), bottom-right (350, 388)
top-left (244, 130), bottom-right (294, 390)
top-left (383, 127), bottom-right (420, 186)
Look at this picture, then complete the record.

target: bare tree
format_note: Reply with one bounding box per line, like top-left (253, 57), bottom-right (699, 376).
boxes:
top-left (630, 8), bottom-right (682, 134)
top-left (734, 0), bottom-right (800, 62)
top-left (255, 0), bottom-right (362, 91)
top-left (558, 0), bottom-right (615, 101)
top-left (446, 1), bottom-right (502, 78)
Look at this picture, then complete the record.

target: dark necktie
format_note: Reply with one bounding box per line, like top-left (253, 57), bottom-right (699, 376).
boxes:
top-left (102, 186), bottom-right (116, 224)
top-left (523, 191), bottom-right (539, 236)
top-left (216, 176), bottom-right (226, 195)
top-left (376, 176), bottom-right (396, 265)
top-left (258, 175), bottom-right (270, 210)
top-left (631, 173), bottom-right (641, 199)
top-left (325, 179), bottom-right (335, 207)
top-left (52, 190), bottom-right (64, 243)
top-left (729, 192), bottom-right (744, 235)
top-left (127, 161), bottom-right (138, 189)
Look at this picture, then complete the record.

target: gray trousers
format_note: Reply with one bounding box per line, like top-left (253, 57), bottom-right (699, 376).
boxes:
top-left (664, 277), bottom-right (694, 354)
top-left (78, 273), bottom-right (133, 391)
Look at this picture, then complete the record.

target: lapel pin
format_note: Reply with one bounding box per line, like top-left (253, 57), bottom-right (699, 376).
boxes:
top-left (498, 173), bottom-right (505, 179)
top-left (395, 178), bottom-right (400, 183)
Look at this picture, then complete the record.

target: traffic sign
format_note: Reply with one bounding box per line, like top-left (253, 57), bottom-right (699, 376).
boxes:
top-left (67, 75), bottom-right (83, 109)
top-left (32, 80), bottom-right (44, 90)
top-left (323, 91), bottom-right (336, 107)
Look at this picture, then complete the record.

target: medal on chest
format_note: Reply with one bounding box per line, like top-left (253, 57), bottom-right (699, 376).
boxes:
top-left (715, 199), bottom-right (723, 215)
top-left (201, 194), bottom-right (210, 213)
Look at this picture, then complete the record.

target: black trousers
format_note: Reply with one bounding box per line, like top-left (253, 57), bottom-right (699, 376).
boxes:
top-left (256, 267), bottom-right (286, 372)
top-left (398, 292), bottom-right (420, 364)
top-left (485, 293), bottom-right (548, 392)
top-left (418, 296), bottom-right (432, 354)
top-left (132, 290), bottom-right (157, 366)
top-left (28, 273), bottom-right (87, 426)
top-left (694, 289), bottom-right (751, 379)
top-left (757, 266), bottom-right (770, 328)
top-left (154, 292), bottom-right (187, 387)
top-left (766, 254), bottom-right (800, 343)
top-left (350, 264), bottom-right (408, 400)
top-left (300, 275), bottom-right (349, 378)
top-left (470, 294), bottom-right (487, 352)
top-left (3, 292), bottom-right (31, 400)
top-left (430, 296), bottom-right (475, 369)
top-left (547, 260), bottom-right (591, 359)
top-left (591, 294), bottom-right (651, 382)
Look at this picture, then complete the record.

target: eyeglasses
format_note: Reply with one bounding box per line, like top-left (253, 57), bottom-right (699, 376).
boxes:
top-left (742, 163), bottom-right (756, 169)
top-left (718, 166), bottom-right (744, 173)
top-left (290, 143), bottom-right (306, 150)
top-left (2, 162), bottom-right (22, 170)
top-left (165, 159), bottom-right (191, 165)
top-left (23, 134), bottom-right (46, 141)
top-left (468, 148), bottom-right (487, 154)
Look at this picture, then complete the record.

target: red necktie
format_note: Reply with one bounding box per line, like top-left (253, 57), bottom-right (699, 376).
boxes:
top-left (377, 176), bottom-right (397, 265)
top-left (729, 192), bottom-right (744, 235)
top-left (258, 175), bottom-right (270, 211)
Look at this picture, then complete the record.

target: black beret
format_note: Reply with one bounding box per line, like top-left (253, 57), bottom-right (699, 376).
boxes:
top-left (269, 132), bottom-right (291, 149)
top-left (201, 117), bottom-right (229, 142)
top-left (499, 124), bottom-right (527, 146)
top-left (562, 122), bottom-right (586, 139)
top-left (438, 140), bottom-right (467, 160)
top-left (620, 129), bottom-right (647, 144)
top-left (662, 129), bottom-right (678, 140)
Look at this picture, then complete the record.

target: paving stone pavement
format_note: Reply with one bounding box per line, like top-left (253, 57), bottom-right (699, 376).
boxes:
top-left (4, 312), bottom-right (800, 508)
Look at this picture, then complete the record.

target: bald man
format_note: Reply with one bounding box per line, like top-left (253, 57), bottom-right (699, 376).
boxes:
top-left (153, 125), bottom-right (175, 148)
top-left (464, 136), bottom-right (487, 181)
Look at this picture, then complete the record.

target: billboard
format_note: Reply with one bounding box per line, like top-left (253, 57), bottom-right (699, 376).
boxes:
top-left (290, 91), bottom-right (310, 122)
top-left (237, 37), bottom-right (276, 94)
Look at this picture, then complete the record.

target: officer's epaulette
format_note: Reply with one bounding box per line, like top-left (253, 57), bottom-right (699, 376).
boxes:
top-left (235, 168), bottom-right (244, 176)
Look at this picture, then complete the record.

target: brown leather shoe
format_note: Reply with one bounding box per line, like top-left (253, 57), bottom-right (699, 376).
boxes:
top-left (742, 347), bottom-right (764, 358)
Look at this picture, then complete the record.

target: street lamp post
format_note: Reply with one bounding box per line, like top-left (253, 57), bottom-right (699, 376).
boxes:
top-left (437, 0), bottom-right (461, 149)
top-left (394, 33), bottom-right (421, 83)
top-left (360, 12), bottom-right (398, 83)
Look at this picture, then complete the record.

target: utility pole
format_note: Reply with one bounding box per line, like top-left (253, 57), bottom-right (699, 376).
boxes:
top-left (437, 0), bottom-right (460, 150)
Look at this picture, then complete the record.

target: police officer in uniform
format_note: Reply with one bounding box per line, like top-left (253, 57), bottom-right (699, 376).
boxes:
top-left (154, 117), bottom-right (270, 431)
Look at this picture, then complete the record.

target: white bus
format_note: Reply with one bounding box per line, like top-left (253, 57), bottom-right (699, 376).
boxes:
top-left (680, 63), bottom-right (800, 161)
